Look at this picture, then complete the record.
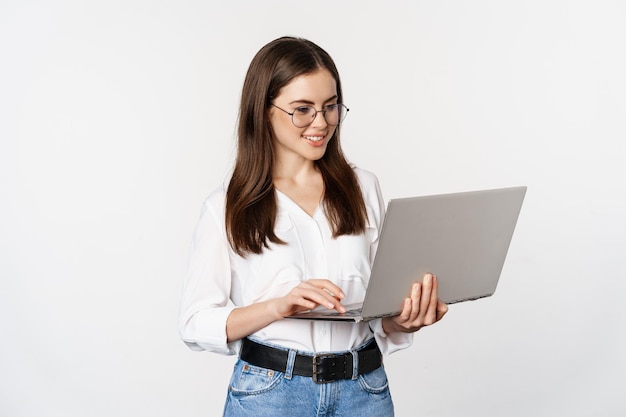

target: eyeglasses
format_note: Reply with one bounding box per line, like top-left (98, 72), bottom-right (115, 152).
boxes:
top-left (271, 103), bottom-right (349, 128)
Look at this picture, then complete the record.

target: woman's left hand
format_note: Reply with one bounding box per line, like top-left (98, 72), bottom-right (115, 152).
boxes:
top-left (382, 273), bottom-right (448, 334)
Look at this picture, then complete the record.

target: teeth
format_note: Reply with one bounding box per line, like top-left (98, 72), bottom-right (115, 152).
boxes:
top-left (303, 136), bottom-right (324, 142)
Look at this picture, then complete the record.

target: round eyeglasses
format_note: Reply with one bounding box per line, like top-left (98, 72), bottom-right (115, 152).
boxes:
top-left (271, 103), bottom-right (349, 128)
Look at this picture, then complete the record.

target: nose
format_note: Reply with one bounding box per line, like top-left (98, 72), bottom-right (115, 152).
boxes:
top-left (310, 109), bottom-right (328, 128)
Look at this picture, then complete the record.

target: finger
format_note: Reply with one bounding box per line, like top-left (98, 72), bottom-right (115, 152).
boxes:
top-left (293, 296), bottom-right (318, 311)
top-left (279, 292), bottom-right (318, 316)
top-left (307, 280), bottom-right (346, 312)
top-left (409, 282), bottom-right (421, 322)
top-left (306, 279), bottom-right (346, 300)
top-left (424, 274), bottom-right (440, 324)
top-left (417, 273), bottom-right (434, 321)
top-left (436, 300), bottom-right (449, 321)
top-left (398, 298), bottom-right (412, 322)
top-left (295, 283), bottom-right (346, 312)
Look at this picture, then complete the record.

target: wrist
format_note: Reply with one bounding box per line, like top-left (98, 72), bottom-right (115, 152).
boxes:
top-left (266, 298), bottom-right (287, 321)
top-left (381, 316), bottom-right (397, 334)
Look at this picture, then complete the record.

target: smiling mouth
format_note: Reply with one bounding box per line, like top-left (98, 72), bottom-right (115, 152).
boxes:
top-left (302, 135), bottom-right (325, 142)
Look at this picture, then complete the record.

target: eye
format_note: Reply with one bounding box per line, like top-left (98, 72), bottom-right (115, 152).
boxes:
top-left (294, 106), bottom-right (314, 115)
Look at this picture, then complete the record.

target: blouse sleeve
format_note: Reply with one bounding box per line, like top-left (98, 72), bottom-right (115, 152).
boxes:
top-left (178, 189), bottom-right (239, 355)
top-left (356, 168), bottom-right (414, 355)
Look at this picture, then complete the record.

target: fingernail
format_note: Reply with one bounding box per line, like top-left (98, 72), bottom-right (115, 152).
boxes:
top-left (425, 273), bottom-right (432, 283)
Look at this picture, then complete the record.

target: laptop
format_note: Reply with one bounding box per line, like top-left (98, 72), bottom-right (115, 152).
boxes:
top-left (288, 186), bottom-right (527, 322)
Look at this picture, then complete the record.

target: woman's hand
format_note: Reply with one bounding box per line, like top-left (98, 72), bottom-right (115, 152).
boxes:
top-left (272, 279), bottom-right (347, 319)
top-left (226, 279), bottom-right (346, 342)
top-left (382, 273), bottom-right (448, 334)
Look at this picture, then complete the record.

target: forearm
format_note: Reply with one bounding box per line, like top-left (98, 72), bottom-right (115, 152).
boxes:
top-left (225, 300), bottom-right (282, 343)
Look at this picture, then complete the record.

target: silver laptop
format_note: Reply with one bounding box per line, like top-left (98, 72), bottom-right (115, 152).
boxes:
top-left (288, 186), bottom-right (527, 322)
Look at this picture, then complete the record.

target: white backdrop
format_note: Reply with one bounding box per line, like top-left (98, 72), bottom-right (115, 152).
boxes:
top-left (1, 1), bottom-right (625, 416)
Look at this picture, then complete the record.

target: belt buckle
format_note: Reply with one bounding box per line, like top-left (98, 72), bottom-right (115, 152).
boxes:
top-left (312, 353), bottom-right (344, 384)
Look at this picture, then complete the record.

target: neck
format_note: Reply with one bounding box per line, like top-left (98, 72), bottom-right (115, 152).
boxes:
top-left (273, 158), bottom-right (318, 183)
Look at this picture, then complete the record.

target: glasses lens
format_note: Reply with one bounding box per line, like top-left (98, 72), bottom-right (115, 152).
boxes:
top-left (328, 104), bottom-right (348, 126)
top-left (292, 106), bottom-right (315, 128)
top-left (338, 104), bottom-right (348, 123)
top-left (323, 105), bottom-right (338, 126)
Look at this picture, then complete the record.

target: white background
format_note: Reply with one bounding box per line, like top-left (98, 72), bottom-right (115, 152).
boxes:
top-left (1, 1), bottom-right (625, 416)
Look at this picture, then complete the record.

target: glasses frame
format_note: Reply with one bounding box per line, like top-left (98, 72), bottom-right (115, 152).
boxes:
top-left (270, 103), bottom-right (349, 128)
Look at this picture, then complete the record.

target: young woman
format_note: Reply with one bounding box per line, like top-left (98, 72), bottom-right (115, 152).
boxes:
top-left (179, 36), bottom-right (448, 416)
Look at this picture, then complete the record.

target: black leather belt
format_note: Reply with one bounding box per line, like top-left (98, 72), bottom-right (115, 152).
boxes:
top-left (240, 338), bottom-right (383, 384)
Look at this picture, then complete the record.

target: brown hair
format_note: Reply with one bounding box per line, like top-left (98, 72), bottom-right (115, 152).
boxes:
top-left (225, 36), bottom-right (367, 256)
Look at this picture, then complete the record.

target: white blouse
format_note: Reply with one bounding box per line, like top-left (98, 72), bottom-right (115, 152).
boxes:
top-left (178, 167), bottom-right (413, 356)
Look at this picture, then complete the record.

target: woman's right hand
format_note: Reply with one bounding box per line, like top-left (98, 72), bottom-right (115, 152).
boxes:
top-left (272, 279), bottom-right (347, 318)
top-left (226, 279), bottom-right (346, 343)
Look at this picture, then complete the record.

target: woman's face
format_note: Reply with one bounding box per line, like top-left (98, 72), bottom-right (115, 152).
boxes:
top-left (269, 68), bottom-right (339, 167)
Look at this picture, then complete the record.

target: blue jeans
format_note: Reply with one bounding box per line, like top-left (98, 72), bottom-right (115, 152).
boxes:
top-left (223, 345), bottom-right (394, 417)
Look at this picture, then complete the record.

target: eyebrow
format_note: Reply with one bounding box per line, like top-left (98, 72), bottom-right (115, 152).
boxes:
top-left (288, 95), bottom-right (338, 106)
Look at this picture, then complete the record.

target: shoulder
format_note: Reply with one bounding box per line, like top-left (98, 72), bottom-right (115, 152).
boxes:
top-left (351, 165), bottom-right (382, 195)
top-left (200, 183), bottom-right (228, 219)
top-left (204, 183), bottom-right (227, 205)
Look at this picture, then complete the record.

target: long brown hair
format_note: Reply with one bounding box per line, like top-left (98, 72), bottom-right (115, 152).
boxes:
top-left (226, 36), bottom-right (367, 256)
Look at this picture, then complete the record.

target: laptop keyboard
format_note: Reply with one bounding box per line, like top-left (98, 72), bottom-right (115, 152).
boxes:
top-left (325, 308), bottom-right (362, 317)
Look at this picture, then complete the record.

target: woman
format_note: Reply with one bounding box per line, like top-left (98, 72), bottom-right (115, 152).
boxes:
top-left (179, 36), bottom-right (448, 416)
